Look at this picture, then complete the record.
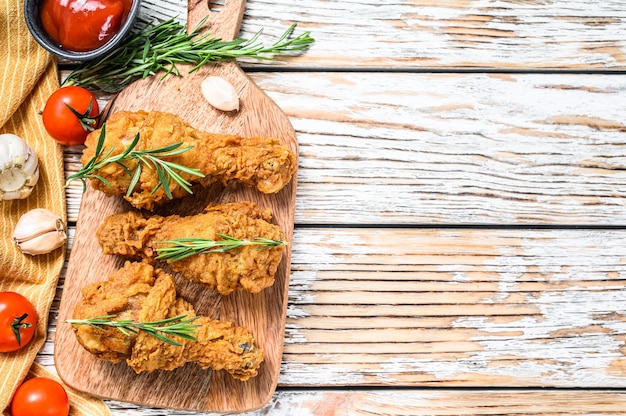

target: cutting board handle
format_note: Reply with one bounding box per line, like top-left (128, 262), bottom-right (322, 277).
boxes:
top-left (188, 0), bottom-right (246, 41)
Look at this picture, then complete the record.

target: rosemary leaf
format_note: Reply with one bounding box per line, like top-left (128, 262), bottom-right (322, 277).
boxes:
top-left (62, 18), bottom-right (314, 93)
top-left (127, 162), bottom-right (142, 196)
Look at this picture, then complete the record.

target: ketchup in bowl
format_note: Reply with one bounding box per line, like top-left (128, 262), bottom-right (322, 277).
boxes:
top-left (40, 0), bottom-right (132, 52)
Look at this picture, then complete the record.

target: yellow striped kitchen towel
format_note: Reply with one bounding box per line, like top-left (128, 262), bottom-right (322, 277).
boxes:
top-left (0, 1), bottom-right (109, 414)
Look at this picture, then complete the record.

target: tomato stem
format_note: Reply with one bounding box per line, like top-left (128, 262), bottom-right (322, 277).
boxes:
top-left (65, 98), bottom-right (100, 132)
top-left (11, 313), bottom-right (33, 346)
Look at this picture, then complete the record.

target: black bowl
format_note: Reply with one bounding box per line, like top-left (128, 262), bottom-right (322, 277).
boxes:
top-left (24, 0), bottom-right (141, 61)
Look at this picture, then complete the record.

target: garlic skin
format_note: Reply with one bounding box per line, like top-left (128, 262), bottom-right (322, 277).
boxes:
top-left (13, 208), bottom-right (67, 256)
top-left (0, 133), bottom-right (40, 200)
top-left (201, 76), bottom-right (239, 112)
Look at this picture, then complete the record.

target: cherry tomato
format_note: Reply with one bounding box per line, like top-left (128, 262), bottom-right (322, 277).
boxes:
top-left (0, 292), bottom-right (37, 353)
top-left (40, 0), bottom-right (131, 52)
top-left (11, 377), bottom-right (70, 416)
top-left (42, 86), bottom-right (100, 146)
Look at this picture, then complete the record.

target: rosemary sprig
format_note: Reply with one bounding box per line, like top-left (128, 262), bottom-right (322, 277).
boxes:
top-left (62, 18), bottom-right (315, 93)
top-left (67, 314), bottom-right (200, 347)
top-left (65, 125), bottom-right (204, 198)
top-left (155, 233), bottom-right (287, 262)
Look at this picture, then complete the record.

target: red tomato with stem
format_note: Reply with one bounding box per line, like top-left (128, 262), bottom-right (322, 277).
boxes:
top-left (11, 377), bottom-right (70, 416)
top-left (0, 292), bottom-right (37, 352)
top-left (42, 86), bottom-right (100, 146)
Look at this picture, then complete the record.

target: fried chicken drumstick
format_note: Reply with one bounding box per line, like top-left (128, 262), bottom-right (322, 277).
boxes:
top-left (78, 110), bottom-right (297, 210)
top-left (96, 201), bottom-right (287, 295)
top-left (70, 261), bottom-right (263, 380)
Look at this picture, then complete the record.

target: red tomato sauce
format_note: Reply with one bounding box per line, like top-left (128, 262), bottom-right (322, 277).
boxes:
top-left (40, 0), bottom-right (132, 52)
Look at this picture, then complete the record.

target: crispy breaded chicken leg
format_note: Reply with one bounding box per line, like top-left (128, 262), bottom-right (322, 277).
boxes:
top-left (81, 110), bottom-right (297, 210)
top-left (96, 201), bottom-right (286, 295)
top-left (71, 261), bottom-right (263, 381)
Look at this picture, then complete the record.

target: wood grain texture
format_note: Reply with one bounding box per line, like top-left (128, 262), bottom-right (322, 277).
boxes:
top-left (43, 0), bottom-right (626, 414)
top-left (23, 388), bottom-right (626, 415)
top-left (64, 72), bottom-right (626, 226)
top-left (54, 0), bottom-right (298, 413)
top-left (58, 0), bottom-right (626, 71)
top-left (96, 390), bottom-right (626, 416)
top-left (235, 0), bottom-right (626, 70)
top-left (134, 0), bottom-right (186, 28)
top-left (282, 228), bottom-right (626, 388)
top-left (231, 72), bottom-right (626, 226)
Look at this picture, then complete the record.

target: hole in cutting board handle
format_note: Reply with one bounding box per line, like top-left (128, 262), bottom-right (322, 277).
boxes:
top-left (208, 0), bottom-right (224, 12)
top-left (188, 0), bottom-right (245, 41)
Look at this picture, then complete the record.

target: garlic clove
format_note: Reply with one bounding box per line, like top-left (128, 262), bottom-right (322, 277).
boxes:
top-left (13, 208), bottom-right (62, 241)
top-left (16, 231), bottom-right (67, 256)
top-left (201, 76), bottom-right (239, 112)
top-left (0, 133), bottom-right (40, 201)
top-left (0, 133), bottom-right (29, 169)
top-left (3, 189), bottom-right (28, 201)
top-left (13, 208), bottom-right (67, 256)
top-left (23, 151), bottom-right (40, 186)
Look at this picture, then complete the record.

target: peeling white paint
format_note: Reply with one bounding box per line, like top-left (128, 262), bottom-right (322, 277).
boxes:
top-left (242, 0), bottom-right (626, 69)
top-left (279, 363), bottom-right (367, 386)
top-left (439, 232), bottom-right (626, 385)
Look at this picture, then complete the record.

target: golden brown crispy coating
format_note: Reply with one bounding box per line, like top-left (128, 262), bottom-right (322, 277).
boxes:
top-left (81, 110), bottom-right (297, 210)
top-left (71, 261), bottom-right (263, 381)
top-left (96, 201), bottom-right (286, 295)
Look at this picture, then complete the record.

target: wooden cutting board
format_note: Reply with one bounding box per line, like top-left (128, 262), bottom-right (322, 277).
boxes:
top-left (54, 0), bottom-right (298, 412)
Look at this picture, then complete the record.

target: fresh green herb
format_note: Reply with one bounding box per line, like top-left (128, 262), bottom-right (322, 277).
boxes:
top-left (62, 18), bottom-right (315, 93)
top-left (65, 125), bottom-right (204, 199)
top-left (67, 314), bottom-right (200, 347)
top-left (155, 233), bottom-right (287, 262)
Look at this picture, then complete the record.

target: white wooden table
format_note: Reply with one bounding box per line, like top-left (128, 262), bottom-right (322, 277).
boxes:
top-left (39, 0), bottom-right (626, 414)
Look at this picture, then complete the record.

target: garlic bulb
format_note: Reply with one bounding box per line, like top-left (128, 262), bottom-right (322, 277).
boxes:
top-left (0, 133), bottom-right (40, 200)
top-left (13, 208), bottom-right (67, 256)
top-left (201, 76), bottom-right (239, 112)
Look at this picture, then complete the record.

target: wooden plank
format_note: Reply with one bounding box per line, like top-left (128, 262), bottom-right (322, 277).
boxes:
top-left (280, 227), bottom-right (626, 388)
top-left (105, 389), bottom-right (626, 415)
top-left (262, 72), bottom-right (626, 226)
top-left (65, 72), bottom-right (626, 225)
top-left (237, 0), bottom-right (626, 70)
top-left (59, 1), bottom-right (626, 70)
